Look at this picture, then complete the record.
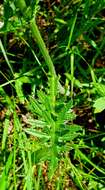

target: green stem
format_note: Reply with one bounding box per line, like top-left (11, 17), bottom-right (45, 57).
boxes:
top-left (30, 18), bottom-right (56, 77)
top-left (16, 0), bottom-right (57, 106)
top-left (30, 19), bottom-right (57, 106)
top-left (70, 51), bottom-right (74, 101)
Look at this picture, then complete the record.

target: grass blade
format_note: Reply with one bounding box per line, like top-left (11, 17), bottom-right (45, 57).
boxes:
top-left (0, 39), bottom-right (14, 76)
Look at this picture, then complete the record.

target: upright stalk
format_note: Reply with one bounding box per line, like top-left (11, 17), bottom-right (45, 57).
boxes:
top-left (16, 0), bottom-right (57, 106)
top-left (70, 52), bottom-right (74, 101)
top-left (30, 18), bottom-right (56, 77)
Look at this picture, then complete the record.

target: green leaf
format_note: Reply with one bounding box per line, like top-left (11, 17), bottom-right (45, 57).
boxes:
top-left (29, 95), bottom-right (54, 126)
top-left (15, 73), bottom-right (30, 103)
top-left (0, 87), bottom-right (13, 109)
top-left (56, 100), bottom-right (73, 126)
top-left (93, 97), bottom-right (105, 113)
top-left (55, 18), bottom-right (67, 25)
top-left (48, 155), bottom-right (58, 180)
top-left (94, 83), bottom-right (105, 96)
top-left (58, 125), bottom-right (82, 142)
top-left (29, 97), bottom-right (43, 116)
top-left (27, 118), bottom-right (46, 128)
top-left (23, 128), bottom-right (50, 140)
top-left (0, 153), bottom-right (13, 190)
top-left (38, 90), bottom-right (53, 113)
top-left (15, 79), bottom-right (25, 103)
top-left (68, 124), bottom-right (82, 132)
top-left (59, 133), bottom-right (80, 141)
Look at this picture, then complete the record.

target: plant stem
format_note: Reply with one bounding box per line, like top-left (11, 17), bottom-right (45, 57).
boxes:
top-left (30, 19), bottom-right (57, 106)
top-left (30, 18), bottom-right (56, 77)
top-left (16, 0), bottom-right (57, 106)
top-left (70, 51), bottom-right (74, 102)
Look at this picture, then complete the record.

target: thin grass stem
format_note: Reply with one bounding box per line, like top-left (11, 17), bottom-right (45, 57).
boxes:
top-left (0, 39), bottom-right (14, 76)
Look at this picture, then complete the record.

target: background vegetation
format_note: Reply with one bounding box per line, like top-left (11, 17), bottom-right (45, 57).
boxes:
top-left (0, 0), bottom-right (105, 189)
